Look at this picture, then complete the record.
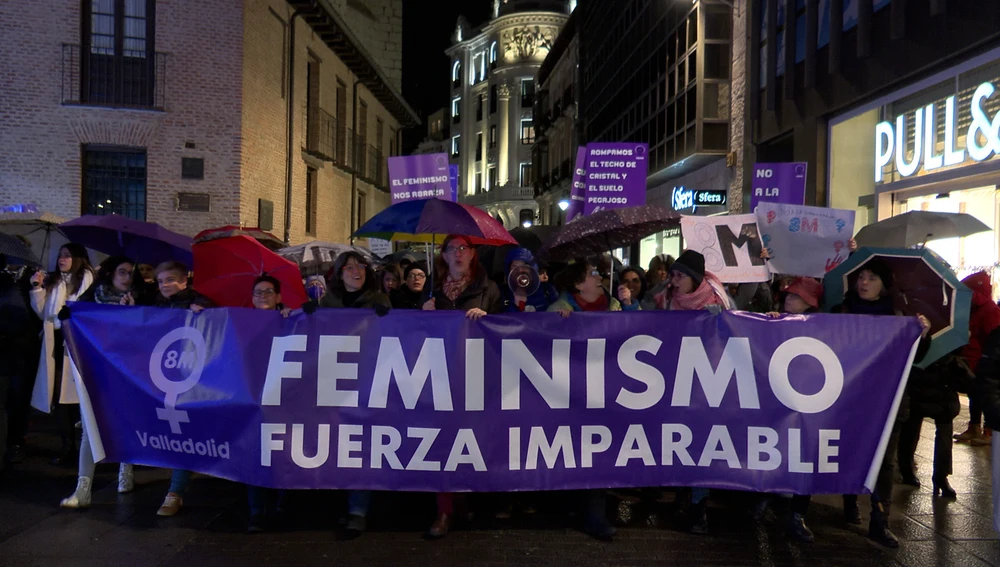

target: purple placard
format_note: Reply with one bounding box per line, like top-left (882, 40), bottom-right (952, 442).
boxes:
top-left (565, 147), bottom-right (588, 222)
top-left (388, 153), bottom-right (456, 203)
top-left (750, 162), bottom-right (808, 211)
top-left (583, 143), bottom-right (648, 215)
top-left (66, 304), bottom-right (921, 495)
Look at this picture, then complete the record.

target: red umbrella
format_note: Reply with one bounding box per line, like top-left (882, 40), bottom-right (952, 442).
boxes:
top-left (194, 225), bottom-right (286, 251)
top-left (193, 235), bottom-right (307, 309)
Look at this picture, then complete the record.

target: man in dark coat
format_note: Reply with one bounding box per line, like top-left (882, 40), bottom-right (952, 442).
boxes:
top-left (0, 255), bottom-right (41, 468)
top-left (975, 327), bottom-right (1000, 535)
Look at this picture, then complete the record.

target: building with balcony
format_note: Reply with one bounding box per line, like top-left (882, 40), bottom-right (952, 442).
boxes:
top-left (0, 0), bottom-right (419, 245)
top-left (413, 107), bottom-right (450, 155)
top-left (578, 0), bottom-right (738, 266)
top-left (446, 0), bottom-right (571, 229)
top-left (532, 10), bottom-right (578, 227)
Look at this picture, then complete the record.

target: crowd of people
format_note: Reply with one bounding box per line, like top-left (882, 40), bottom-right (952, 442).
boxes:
top-left (0, 232), bottom-right (997, 549)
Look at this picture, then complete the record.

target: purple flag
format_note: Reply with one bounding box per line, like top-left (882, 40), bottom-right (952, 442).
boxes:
top-left (566, 147), bottom-right (588, 222)
top-left (583, 143), bottom-right (648, 215)
top-left (388, 153), bottom-right (455, 203)
top-left (750, 162), bottom-right (808, 212)
top-left (65, 305), bottom-right (921, 494)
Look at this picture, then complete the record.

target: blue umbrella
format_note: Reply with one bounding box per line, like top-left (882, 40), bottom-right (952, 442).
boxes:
top-left (824, 247), bottom-right (971, 368)
top-left (59, 215), bottom-right (193, 266)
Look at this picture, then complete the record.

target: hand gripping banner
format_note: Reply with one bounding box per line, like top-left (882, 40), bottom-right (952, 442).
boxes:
top-left (63, 305), bottom-right (922, 494)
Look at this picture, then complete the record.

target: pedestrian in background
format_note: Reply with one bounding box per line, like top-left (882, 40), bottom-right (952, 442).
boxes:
top-left (955, 272), bottom-right (1000, 445)
top-left (0, 252), bottom-right (40, 470)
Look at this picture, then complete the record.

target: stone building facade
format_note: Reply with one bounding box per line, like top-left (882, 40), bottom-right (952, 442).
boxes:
top-left (446, 0), bottom-right (570, 229)
top-left (0, 0), bottom-right (418, 244)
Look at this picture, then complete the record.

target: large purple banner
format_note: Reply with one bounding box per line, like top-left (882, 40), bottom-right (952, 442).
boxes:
top-left (565, 147), bottom-right (588, 222)
top-left (65, 305), bottom-right (921, 494)
top-left (583, 143), bottom-right (649, 215)
top-left (388, 153), bottom-right (456, 203)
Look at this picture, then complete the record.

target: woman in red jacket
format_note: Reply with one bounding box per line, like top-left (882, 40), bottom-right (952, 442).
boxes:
top-left (955, 272), bottom-right (1000, 445)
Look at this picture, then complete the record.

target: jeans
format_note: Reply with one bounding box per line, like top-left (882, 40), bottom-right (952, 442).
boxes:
top-left (169, 470), bottom-right (192, 495)
top-left (347, 490), bottom-right (371, 517)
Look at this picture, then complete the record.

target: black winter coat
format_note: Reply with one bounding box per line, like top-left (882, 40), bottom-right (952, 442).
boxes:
top-left (907, 362), bottom-right (961, 422)
top-left (976, 327), bottom-right (1000, 431)
top-left (154, 288), bottom-right (215, 309)
top-left (426, 266), bottom-right (503, 314)
top-left (319, 288), bottom-right (391, 309)
top-left (390, 287), bottom-right (424, 310)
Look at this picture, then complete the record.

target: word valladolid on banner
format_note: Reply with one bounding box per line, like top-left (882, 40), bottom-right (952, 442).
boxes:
top-left (64, 305), bottom-right (922, 495)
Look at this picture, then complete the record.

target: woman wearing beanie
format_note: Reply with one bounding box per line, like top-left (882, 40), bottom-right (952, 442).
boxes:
top-left (648, 250), bottom-right (731, 534)
top-left (831, 257), bottom-right (931, 548)
top-left (391, 261), bottom-right (428, 310)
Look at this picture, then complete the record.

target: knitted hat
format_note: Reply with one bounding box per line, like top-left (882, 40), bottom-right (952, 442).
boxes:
top-left (859, 257), bottom-right (894, 290)
top-left (785, 277), bottom-right (823, 309)
top-left (670, 250), bottom-right (706, 287)
top-left (403, 260), bottom-right (428, 280)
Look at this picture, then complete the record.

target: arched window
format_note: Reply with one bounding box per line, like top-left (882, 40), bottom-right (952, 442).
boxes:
top-left (489, 41), bottom-right (498, 68)
top-left (452, 60), bottom-right (462, 87)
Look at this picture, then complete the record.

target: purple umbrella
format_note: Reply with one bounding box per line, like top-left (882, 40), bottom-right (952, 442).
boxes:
top-left (538, 205), bottom-right (679, 261)
top-left (59, 215), bottom-right (193, 266)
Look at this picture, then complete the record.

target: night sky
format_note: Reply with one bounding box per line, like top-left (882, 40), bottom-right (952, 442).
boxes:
top-left (401, 0), bottom-right (491, 152)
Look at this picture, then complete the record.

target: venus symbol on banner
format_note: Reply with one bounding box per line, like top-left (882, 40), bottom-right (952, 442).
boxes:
top-left (150, 327), bottom-right (208, 434)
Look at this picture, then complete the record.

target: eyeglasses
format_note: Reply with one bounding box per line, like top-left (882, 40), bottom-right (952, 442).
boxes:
top-left (407, 272), bottom-right (427, 280)
top-left (253, 289), bottom-right (276, 298)
top-left (445, 245), bottom-right (471, 254)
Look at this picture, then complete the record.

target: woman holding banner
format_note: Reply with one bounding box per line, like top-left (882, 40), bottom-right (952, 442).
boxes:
top-left (832, 258), bottom-right (931, 548)
top-left (649, 250), bottom-right (732, 534)
top-left (59, 256), bottom-right (138, 508)
top-left (422, 235), bottom-right (502, 539)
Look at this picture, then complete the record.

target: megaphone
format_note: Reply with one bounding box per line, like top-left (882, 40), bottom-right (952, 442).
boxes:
top-left (508, 265), bottom-right (540, 297)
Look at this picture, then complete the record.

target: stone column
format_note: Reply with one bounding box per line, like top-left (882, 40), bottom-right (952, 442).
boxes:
top-left (498, 83), bottom-right (511, 186)
top-left (728, 0), bottom-right (749, 214)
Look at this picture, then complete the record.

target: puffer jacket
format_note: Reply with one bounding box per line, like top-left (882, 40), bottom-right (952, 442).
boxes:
top-left (962, 272), bottom-right (1000, 372)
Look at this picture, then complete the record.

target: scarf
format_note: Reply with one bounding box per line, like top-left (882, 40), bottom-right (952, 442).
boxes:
top-left (656, 271), bottom-right (728, 311)
top-left (572, 292), bottom-right (609, 312)
top-left (443, 273), bottom-right (472, 302)
top-left (842, 291), bottom-right (895, 316)
top-left (94, 283), bottom-right (129, 305)
top-left (45, 272), bottom-right (93, 329)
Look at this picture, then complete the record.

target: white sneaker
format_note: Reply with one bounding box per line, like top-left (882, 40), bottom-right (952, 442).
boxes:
top-left (60, 477), bottom-right (93, 509)
top-left (157, 493), bottom-right (183, 516)
top-left (118, 463), bottom-right (134, 493)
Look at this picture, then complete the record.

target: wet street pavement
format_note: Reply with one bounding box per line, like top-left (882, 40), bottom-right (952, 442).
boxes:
top-left (2, 401), bottom-right (1000, 566)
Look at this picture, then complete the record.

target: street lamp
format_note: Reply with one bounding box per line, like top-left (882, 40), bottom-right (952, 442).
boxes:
top-left (522, 219), bottom-right (533, 228)
top-left (558, 198), bottom-right (570, 211)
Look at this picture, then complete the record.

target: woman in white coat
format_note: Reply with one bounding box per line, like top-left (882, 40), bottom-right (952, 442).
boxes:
top-left (28, 243), bottom-right (94, 465)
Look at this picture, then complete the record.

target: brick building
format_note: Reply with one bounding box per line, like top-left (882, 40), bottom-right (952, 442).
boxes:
top-left (0, 0), bottom-right (418, 244)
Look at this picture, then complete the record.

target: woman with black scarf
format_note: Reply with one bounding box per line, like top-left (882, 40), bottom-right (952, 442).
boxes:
top-left (832, 258), bottom-right (931, 548)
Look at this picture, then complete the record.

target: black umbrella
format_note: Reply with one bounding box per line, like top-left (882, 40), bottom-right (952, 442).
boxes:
top-left (538, 205), bottom-right (680, 261)
top-left (0, 232), bottom-right (41, 266)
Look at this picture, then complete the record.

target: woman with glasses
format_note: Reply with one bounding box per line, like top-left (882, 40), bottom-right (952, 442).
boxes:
top-left (422, 235), bottom-right (501, 539)
top-left (312, 250), bottom-right (390, 538)
top-left (391, 261), bottom-right (428, 310)
top-left (548, 261), bottom-right (639, 316)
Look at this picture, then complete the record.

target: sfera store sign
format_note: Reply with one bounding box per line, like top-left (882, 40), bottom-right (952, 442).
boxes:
top-left (671, 186), bottom-right (726, 211)
top-left (875, 81), bottom-right (1000, 182)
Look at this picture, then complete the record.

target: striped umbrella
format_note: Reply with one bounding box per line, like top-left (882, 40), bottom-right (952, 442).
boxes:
top-left (352, 199), bottom-right (517, 246)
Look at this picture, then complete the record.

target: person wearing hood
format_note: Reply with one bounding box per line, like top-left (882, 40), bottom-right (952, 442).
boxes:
top-left (955, 272), bottom-right (1000, 445)
top-left (501, 248), bottom-right (558, 313)
top-left (304, 274), bottom-right (327, 303)
top-left (391, 261), bottom-right (428, 310)
top-left (60, 256), bottom-right (138, 509)
top-left (831, 257), bottom-right (931, 548)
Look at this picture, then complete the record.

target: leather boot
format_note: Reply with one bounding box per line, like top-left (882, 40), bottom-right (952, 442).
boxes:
top-left (868, 504), bottom-right (899, 548)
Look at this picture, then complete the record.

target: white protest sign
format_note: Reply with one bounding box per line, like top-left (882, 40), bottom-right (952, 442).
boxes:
top-left (680, 214), bottom-right (770, 283)
top-left (756, 203), bottom-right (856, 278)
top-left (368, 238), bottom-right (393, 259)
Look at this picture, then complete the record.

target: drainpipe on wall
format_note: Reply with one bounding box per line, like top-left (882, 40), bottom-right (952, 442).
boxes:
top-left (284, 2), bottom-right (317, 245)
top-left (349, 78), bottom-right (360, 244)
